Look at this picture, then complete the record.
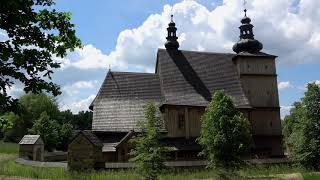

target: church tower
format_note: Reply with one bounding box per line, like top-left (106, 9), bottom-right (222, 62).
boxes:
top-left (232, 9), bottom-right (284, 157)
top-left (165, 15), bottom-right (179, 50)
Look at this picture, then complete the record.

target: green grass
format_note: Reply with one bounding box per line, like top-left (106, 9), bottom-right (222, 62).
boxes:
top-left (0, 141), bottom-right (19, 154)
top-left (3, 159), bottom-right (320, 180)
top-left (303, 173), bottom-right (320, 180)
top-left (0, 141), bottom-right (320, 180)
top-left (0, 160), bottom-right (139, 180)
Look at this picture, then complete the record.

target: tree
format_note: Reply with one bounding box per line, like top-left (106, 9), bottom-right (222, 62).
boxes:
top-left (283, 83), bottom-right (320, 169)
top-left (9, 93), bottom-right (61, 141)
top-left (72, 111), bottom-right (92, 130)
top-left (130, 103), bottom-right (167, 180)
top-left (29, 112), bottom-right (59, 151)
top-left (57, 123), bottom-right (73, 151)
top-left (198, 90), bottom-right (251, 169)
top-left (0, 0), bottom-right (81, 112)
top-left (0, 112), bottom-right (15, 139)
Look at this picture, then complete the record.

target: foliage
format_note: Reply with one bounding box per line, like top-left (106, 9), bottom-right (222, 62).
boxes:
top-left (283, 83), bottom-right (320, 169)
top-left (59, 110), bottom-right (92, 130)
top-left (0, 0), bottom-right (81, 112)
top-left (3, 93), bottom-right (61, 142)
top-left (57, 123), bottom-right (73, 151)
top-left (130, 103), bottom-right (167, 180)
top-left (198, 90), bottom-right (251, 169)
top-left (1, 93), bottom-right (93, 151)
top-left (28, 112), bottom-right (59, 151)
top-left (0, 112), bottom-right (20, 141)
top-left (0, 112), bottom-right (15, 137)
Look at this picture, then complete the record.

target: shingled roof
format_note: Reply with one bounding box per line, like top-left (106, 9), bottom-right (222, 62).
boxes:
top-left (156, 49), bottom-right (250, 108)
top-left (91, 49), bottom-right (251, 132)
top-left (19, 135), bottom-right (43, 145)
top-left (91, 71), bottom-right (162, 132)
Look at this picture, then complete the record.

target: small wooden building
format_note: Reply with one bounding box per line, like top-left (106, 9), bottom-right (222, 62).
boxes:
top-left (68, 130), bottom-right (105, 170)
top-left (19, 135), bottom-right (44, 161)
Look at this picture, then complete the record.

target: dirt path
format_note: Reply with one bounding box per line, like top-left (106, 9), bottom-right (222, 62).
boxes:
top-left (0, 154), bottom-right (16, 162)
top-left (15, 158), bottom-right (67, 168)
top-left (0, 175), bottom-right (48, 180)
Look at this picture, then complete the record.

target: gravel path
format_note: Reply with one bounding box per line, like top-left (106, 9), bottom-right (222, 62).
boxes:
top-left (15, 158), bottom-right (67, 169)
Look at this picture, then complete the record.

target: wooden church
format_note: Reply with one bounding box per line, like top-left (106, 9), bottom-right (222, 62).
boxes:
top-left (73, 9), bottom-right (284, 164)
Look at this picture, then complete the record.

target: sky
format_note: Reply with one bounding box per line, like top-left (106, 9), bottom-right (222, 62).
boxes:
top-left (3, 0), bottom-right (320, 118)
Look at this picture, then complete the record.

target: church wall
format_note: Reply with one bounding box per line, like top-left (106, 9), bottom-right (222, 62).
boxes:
top-left (250, 109), bottom-right (282, 136)
top-left (235, 56), bottom-right (276, 75)
top-left (164, 105), bottom-right (204, 138)
top-left (241, 76), bottom-right (279, 107)
top-left (234, 55), bottom-right (284, 157)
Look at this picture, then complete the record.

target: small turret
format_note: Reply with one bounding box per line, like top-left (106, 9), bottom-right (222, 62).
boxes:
top-left (165, 15), bottom-right (179, 50)
top-left (233, 9), bottom-right (263, 54)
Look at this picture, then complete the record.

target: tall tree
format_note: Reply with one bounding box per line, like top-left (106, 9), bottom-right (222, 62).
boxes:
top-left (283, 83), bottom-right (320, 169)
top-left (198, 90), bottom-right (251, 169)
top-left (130, 103), bottom-right (167, 180)
top-left (0, 0), bottom-right (81, 112)
top-left (29, 112), bottom-right (59, 151)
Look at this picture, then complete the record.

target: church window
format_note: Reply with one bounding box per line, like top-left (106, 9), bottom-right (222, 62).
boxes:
top-left (178, 114), bottom-right (185, 129)
top-left (265, 65), bottom-right (268, 70)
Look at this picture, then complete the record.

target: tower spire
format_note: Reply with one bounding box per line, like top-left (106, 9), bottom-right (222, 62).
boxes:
top-left (232, 4), bottom-right (263, 54)
top-left (165, 14), bottom-right (179, 50)
top-left (243, 0), bottom-right (247, 16)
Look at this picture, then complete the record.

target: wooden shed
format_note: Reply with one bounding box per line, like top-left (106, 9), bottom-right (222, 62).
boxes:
top-left (68, 130), bottom-right (105, 170)
top-left (19, 135), bottom-right (44, 161)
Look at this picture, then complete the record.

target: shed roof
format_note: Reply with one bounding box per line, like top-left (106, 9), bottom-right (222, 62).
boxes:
top-left (70, 130), bottom-right (103, 147)
top-left (19, 135), bottom-right (43, 145)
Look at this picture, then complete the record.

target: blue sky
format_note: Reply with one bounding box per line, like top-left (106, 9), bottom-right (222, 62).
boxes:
top-left (4, 0), bottom-right (320, 117)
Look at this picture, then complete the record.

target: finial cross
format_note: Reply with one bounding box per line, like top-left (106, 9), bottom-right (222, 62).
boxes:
top-left (243, 0), bottom-right (247, 16)
top-left (170, 6), bottom-right (174, 22)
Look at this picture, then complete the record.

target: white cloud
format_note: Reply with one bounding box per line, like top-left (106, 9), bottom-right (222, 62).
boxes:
top-left (60, 0), bottom-right (320, 74)
top-left (62, 80), bottom-right (97, 96)
top-left (278, 81), bottom-right (292, 90)
top-left (281, 105), bottom-right (292, 119)
top-left (6, 85), bottom-right (24, 98)
top-left (55, 0), bottom-right (320, 112)
top-left (60, 94), bottom-right (95, 113)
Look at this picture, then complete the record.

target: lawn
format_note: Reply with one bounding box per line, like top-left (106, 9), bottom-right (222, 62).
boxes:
top-left (0, 141), bottom-right (320, 180)
top-left (0, 141), bottom-right (19, 154)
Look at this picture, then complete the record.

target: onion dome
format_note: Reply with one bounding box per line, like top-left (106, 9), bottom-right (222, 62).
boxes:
top-left (165, 15), bottom-right (179, 50)
top-left (233, 9), bottom-right (263, 54)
